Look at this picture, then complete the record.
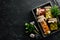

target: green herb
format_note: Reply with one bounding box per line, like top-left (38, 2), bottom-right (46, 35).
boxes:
top-left (25, 23), bottom-right (39, 34)
top-left (51, 5), bottom-right (60, 17)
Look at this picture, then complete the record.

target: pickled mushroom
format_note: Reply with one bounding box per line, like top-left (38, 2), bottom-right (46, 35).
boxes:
top-left (37, 15), bottom-right (46, 22)
top-left (48, 18), bottom-right (57, 23)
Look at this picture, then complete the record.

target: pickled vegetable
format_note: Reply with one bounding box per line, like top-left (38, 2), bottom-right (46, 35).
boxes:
top-left (48, 18), bottom-right (57, 23)
top-left (48, 18), bottom-right (58, 30)
top-left (37, 15), bottom-right (51, 34)
top-left (40, 20), bottom-right (51, 34)
top-left (37, 15), bottom-right (46, 22)
top-left (36, 5), bottom-right (59, 35)
top-left (50, 23), bottom-right (58, 30)
top-left (36, 8), bottom-right (46, 15)
top-left (45, 6), bottom-right (52, 19)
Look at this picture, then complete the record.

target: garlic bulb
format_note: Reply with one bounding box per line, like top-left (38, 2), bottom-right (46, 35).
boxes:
top-left (29, 33), bottom-right (35, 38)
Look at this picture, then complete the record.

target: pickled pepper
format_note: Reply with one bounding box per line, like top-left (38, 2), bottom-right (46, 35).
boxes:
top-left (37, 15), bottom-right (51, 34)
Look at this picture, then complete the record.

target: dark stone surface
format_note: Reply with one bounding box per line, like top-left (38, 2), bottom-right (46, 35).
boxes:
top-left (0, 0), bottom-right (60, 40)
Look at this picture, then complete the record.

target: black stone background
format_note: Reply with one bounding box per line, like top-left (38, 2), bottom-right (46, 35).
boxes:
top-left (0, 0), bottom-right (60, 40)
